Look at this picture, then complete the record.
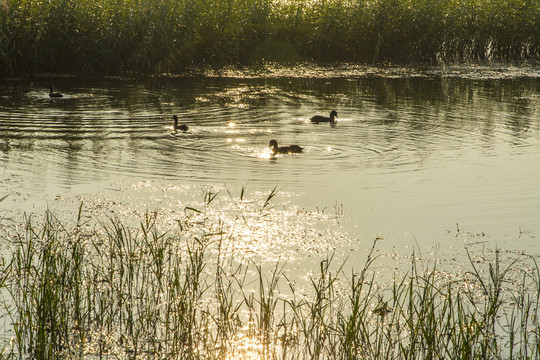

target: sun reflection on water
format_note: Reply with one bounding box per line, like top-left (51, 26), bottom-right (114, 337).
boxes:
top-left (223, 328), bottom-right (264, 360)
top-left (258, 152), bottom-right (273, 159)
top-left (258, 147), bottom-right (274, 159)
top-left (75, 180), bottom-right (350, 266)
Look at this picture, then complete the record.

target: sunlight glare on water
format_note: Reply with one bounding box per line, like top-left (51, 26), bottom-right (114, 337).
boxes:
top-left (70, 180), bottom-right (350, 266)
top-left (1, 63), bottom-right (540, 273)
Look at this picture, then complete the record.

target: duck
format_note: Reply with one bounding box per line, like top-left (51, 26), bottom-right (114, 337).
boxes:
top-left (172, 115), bottom-right (189, 131)
top-left (268, 139), bottom-right (303, 155)
top-left (49, 86), bottom-right (63, 98)
top-left (310, 110), bottom-right (337, 124)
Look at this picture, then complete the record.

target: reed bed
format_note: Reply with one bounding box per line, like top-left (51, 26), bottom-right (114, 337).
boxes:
top-left (0, 190), bottom-right (539, 359)
top-left (1, 0), bottom-right (539, 76)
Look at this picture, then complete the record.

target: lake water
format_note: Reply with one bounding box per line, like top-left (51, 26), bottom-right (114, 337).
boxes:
top-left (1, 63), bottom-right (539, 275)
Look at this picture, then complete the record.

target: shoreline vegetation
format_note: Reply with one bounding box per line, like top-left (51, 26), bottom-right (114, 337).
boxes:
top-left (0, 191), bottom-right (539, 359)
top-left (1, 0), bottom-right (539, 76)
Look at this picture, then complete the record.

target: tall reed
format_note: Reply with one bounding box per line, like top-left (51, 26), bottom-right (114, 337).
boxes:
top-left (1, 0), bottom-right (539, 76)
top-left (0, 191), bottom-right (539, 359)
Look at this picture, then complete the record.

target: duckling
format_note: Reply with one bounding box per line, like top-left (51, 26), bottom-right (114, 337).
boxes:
top-left (310, 110), bottom-right (337, 124)
top-left (49, 86), bottom-right (63, 98)
top-left (268, 139), bottom-right (303, 155)
top-left (173, 115), bottom-right (188, 131)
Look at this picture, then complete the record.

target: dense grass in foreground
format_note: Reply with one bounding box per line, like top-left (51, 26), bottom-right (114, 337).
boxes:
top-left (1, 0), bottom-right (539, 76)
top-left (0, 192), bottom-right (539, 359)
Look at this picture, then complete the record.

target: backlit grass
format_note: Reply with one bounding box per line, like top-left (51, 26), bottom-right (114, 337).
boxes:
top-left (1, 0), bottom-right (539, 76)
top-left (0, 190), bottom-right (539, 359)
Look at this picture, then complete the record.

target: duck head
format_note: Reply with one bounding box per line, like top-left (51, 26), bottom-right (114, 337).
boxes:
top-left (268, 139), bottom-right (278, 149)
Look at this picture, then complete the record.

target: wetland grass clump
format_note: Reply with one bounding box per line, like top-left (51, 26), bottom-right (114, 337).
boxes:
top-left (1, 0), bottom-right (539, 76)
top-left (0, 193), bottom-right (539, 359)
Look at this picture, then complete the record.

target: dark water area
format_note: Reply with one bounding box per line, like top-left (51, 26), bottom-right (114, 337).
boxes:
top-left (1, 64), bottom-right (539, 268)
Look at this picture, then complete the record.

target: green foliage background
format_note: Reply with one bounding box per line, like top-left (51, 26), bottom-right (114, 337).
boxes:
top-left (1, 0), bottom-right (539, 75)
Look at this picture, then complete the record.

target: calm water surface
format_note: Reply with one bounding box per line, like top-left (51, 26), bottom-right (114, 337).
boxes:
top-left (1, 64), bottom-right (539, 269)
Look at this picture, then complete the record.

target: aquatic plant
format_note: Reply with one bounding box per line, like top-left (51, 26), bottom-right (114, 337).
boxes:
top-left (0, 0), bottom-right (539, 76)
top-left (0, 191), bottom-right (539, 359)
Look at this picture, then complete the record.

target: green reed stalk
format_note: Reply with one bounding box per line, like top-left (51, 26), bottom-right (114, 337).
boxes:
top-left (1, 190), bottom-right (540, 359)
top-left (255, 262), bottom-right (282, 356)
top-left (9, 212), bottom-right (87, 358)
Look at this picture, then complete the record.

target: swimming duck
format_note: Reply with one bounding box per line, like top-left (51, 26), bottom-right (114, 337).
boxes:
top-left (173, 115), bottom-right (188, 131)
top-left (268, 139), bottom-right (303, 155)
top-left (310, 110), bottom-right (338, 124)
top-left (49, 86), bottom-right (63, 98)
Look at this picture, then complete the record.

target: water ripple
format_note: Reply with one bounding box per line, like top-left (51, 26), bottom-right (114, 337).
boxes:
top-left (0, 73), bottom-right (538, 195)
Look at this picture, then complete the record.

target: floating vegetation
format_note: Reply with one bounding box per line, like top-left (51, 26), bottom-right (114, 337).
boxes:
top-left (0, 189), bottom-right (539, 359)
top-left (0, 0), bottom-right (539, 76)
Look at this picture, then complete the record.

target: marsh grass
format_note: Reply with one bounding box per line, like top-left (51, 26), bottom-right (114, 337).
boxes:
top-left (0, 191), bottom-right (539, 359)
top-left (1, 0), bottom-right (539, 76)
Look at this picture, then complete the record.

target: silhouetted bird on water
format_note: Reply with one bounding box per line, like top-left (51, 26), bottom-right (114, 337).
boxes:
top-left (310, 110), bottom-right (338, 124)
top-left (173, 115), bottom-right (188, 131)
top-left (49, 86), bottom-right (63, 98)
top-left (268, 139), bottom-right (303, 155)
